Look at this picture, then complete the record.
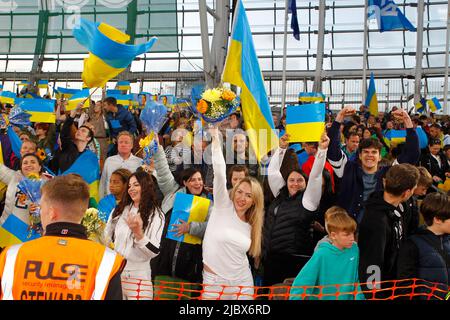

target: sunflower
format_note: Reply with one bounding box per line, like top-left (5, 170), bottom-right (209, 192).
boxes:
top-left (202, 88), bottom-right (222, 103)
top-left (36, 148), bottom-right (46, 161)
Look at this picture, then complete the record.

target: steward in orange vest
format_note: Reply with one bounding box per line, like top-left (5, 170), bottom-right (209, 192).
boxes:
top-left (0, 174), bottom-right (125, 300)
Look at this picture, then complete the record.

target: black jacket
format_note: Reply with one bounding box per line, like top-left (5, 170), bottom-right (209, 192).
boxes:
top-left (397, 226), bottom-right (450, 299)
top-left (419, 151), bottom-right (449, 183)
top-left (327, 121), bottom-right (420, 222)
top-left (49, 116), bottom-right (83, 174)
top-left (358, 191), bottom-right (405, 297)
top-left (262, 187), bottom-right (315, 260)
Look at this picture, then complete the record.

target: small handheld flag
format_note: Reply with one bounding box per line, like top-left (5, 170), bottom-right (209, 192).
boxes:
top-left (365, 72), bottom-right (378, 116)
top-left (286, 103), bottom-right (325, 143)
top-left (427, 97), bottom-right (442, 112)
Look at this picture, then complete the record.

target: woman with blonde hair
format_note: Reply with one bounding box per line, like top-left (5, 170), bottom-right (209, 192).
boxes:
top-left (201, 125), bottom-right (265, 300)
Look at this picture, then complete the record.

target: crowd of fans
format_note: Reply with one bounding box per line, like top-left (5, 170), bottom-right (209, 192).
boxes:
top-left (0, 95), bottom-right (449, 300)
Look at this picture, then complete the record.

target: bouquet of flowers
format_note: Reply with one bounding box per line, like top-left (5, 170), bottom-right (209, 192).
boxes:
top-left (139, 100), bottom-right (168, 165)
top-left (0, 106), bottom-right (31, 128)
top-left (195, 87), bottom-right (239, 123)
top-left (82, 208), bottom-right (107, 245)
top-left (17, 174), bottom-right (45, 237)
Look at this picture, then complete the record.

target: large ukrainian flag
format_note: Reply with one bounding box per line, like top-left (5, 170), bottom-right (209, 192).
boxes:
top-left (61, 150), bottom-right (100, 207)
top-left (222, 0), bottom-right (278, 161)
top-left (286, 103), bottom-right (325, 142)
top-left (365, 72), bottom-right (378, 116)
top-left (15, 98), bottom-right (56, 123)
top-left (167, 193), bottom-right (210, 245)
top-left (73, 19), bottom-right (158, 88)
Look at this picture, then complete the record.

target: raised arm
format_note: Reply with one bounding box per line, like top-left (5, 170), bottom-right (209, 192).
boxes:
top-left (326, 107), bottom-right (355, 178)
top-left (211, 127), bottom-right (232, 209)
top-left (0, 163), bottom-right (16, 185)
top-left (267, 134), bottom-right (289, 197)
top-left (302, 131), bottom-right (329, 212)
top-left (132, 211), bottom-right (165, 260)
top-left (153, 143), bottom-right (180, 197)
top-left (391, 109), bottom-right (420, 165)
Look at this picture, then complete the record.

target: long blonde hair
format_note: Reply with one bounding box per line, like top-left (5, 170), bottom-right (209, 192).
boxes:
top-left (230, 177), bottom-right (265, 259)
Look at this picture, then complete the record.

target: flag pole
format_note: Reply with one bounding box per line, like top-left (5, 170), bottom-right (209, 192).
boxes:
top-left (444, 0), bottom-right (450, 115)
top-left (281, 0), bottom-right (289, 110)
top-left (362, 0), bottom-right (368, 105)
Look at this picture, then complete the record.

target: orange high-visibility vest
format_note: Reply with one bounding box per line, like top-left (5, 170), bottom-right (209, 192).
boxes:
top-left (0, 236), bottom-right (125, 300)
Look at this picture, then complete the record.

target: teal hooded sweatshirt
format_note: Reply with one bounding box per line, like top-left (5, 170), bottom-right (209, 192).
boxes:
top-left (289, 242), bottom-right (365, 300)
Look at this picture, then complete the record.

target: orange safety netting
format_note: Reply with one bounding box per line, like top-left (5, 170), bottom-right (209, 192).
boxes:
top-left (121, 278), bottom-right (450, 300)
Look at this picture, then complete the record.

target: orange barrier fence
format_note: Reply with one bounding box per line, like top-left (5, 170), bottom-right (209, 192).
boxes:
top-left (121, 278), bottom-right (450, 300)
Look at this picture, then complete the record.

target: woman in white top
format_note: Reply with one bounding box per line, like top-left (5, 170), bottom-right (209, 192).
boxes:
top-left (105, 171), bottom-right (165, 300)
top-left (202, 127), bottom-right (264, 300)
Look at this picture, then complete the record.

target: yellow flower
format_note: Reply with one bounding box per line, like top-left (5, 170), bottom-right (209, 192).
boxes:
top-left (27, 173), bottom-right (40, 180)
top-left (139, 132), bottom-right (154, 148)
top-left (221, 89), bottom-right (236, 102)
top-left (202, 88), bottom-right (222, 103)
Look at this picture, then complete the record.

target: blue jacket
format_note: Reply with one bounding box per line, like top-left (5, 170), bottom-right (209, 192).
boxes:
top-left (327, 120), bottom-right (420, 221)
top-left (105, 105), bottom-right (137, 138)
top-left (289, 242), bottom-right (365, 300)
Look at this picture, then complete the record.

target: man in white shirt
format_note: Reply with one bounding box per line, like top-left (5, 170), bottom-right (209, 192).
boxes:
top-left (99, 131), bottom-right (142, 198)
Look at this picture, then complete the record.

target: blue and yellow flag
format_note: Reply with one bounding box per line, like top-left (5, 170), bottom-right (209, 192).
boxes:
top-left (427, 97), bottom-right (442, 112)
top-left (73, 18), bottom-right (157, 88)
top-left (389, 129), bottom-right (406, 146)
top-left (38, 80), bottom-right (49, 89)
top-left (286, 103), bottom-right (325, 143)
top-left (167, 193), bottom-right (210, 245)
top-left (415, 97), bottom-right (427, 114)
top-left (0, 214), bottom-right (41, 247)
top-left (61, 150), bottom-right (100, 205)
top-left (368, 0), bottom-right (416, 32)
top-left (106, 93), bottom-right (135, 107)
top-left (18, 81), bottom-right (30, 87)
top-left (115, 81), bottom-right (131, 91)
top-left (54, 87), bottom-right (80, 99)
top-left (0, 84), bottom-right (4, 90)
top-left (0, 91), bottom-right (16, 104)
top-left (15, 98), bottom-right (56, 123)
top-left (106, 89), bottom-right (121, 96)
top-left (222, 0), bottom-right (278, 161)
top-left (365, 72), bottom-right (378, 116)
top-left (298, 92), bottom-right (325, 103)
top-left (7, 126), bottom-right (22, 159)
top-left (67, 88), bottom-right (90, 111)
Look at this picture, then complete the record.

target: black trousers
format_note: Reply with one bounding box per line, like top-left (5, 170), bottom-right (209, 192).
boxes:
top-left (262, 253), bottom-right (311, 287)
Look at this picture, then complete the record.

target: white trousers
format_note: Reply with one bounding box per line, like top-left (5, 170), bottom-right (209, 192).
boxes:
top-left (121, 268), bottom-right (153, 300)
top-left (201, 270), bottom-right (254, 300)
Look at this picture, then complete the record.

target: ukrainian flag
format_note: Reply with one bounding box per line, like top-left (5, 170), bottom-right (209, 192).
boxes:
top-left (0, 214), bottom-right (41, 247)
top-left (18, 81), bottom-right (30, 87)
top-left (23, 92), bottom-right (42, 99)
top-left (61, 150), bottom-right (100, 206)
top-left (106, 89), bottom-right (121, 96)
top-left (222, 0), bottom-right (278, 161)
top-left (427, 97), bottom-right (442, 112)
top-left (389, 129), bottom-right (406, 146)
top-left (167, 193), bottom-right (210, 245)
top-left (286, 103), bottom-right (325, 143)
top-left (38, 80), bottom-right (49, 89)
top-left (365, 72), bottom-right (378, 116)
top-left (54, 87), bottom-right (80, 99)
top-left (107, 93), bottom-right (134, 107)
top-left (7, 126), bottom-right (22, 160)
top-left (15, 98), bottom-right (56, 123)
top-left (0, 84), bottom-right (3, 90)
top-left (0, 91), bottom-right (16, 104)
top-left (115, 81), bottom-right (131, 91)
top-left (73, 18), bottom-right (157, 88)
top-left (66, 88), bottom-right (91, 111)
top-left (298, 92), bottom-right (325, 103)
top-left (415, 97), bottom-right (427, 114)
